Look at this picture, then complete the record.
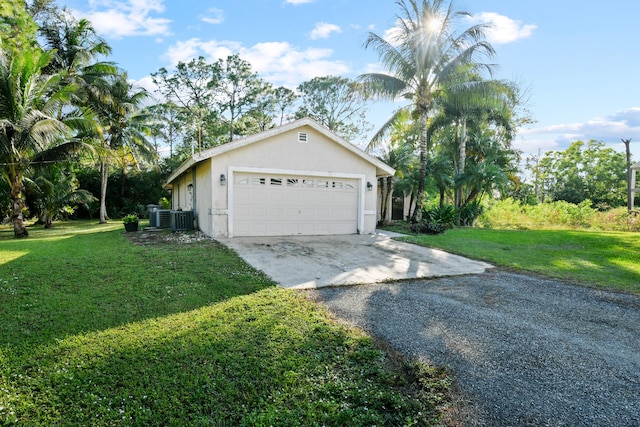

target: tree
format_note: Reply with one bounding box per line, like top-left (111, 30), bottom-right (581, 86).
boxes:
top-left (431, 74), bottom-right (516, 208)
top-left (87, 73), bottom-right (156, 223)
top-left (537, 140), bottom-right (628, 208)
top-left (0, 0), bottom-right (38, 54)
top-left (38, 15), bottom-right (115, 88)
top-left (215, 54), bottom-right (269, 142)
top-left (359, 0), bottom-right (496, 221)
top-left (30, 164), bottom-right (95, 228)
top-left (425, 151), bottom-right (454, 208)
top-left (274, 86), bottom-right (297, 125)
top-left (152, 57), bottom-right (220, 152)
top-left (0, 48), bottom-right (86, 236)
top-left (457, 130), bottom-right (520, 207)
top-left (145, 101), bottom-right (184, 159)
top-left (296, 75), bottom-right (371, 142)
top-left (242, 85), bottom-right (276, 133)
top-left (370, 110), bottom-right (418, 223)
top-left (377, 144), bottom-right (415, 224)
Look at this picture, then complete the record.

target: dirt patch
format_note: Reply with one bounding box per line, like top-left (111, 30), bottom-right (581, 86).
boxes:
top-left (124, 228), bottom-right (222, 247)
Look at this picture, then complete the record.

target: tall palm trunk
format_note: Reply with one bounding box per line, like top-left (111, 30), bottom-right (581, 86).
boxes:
top-left (455, 118), bottom-right (467, 208)
top-left (99, 159), bottom-right (109, 223)
top-left (408, 192), bottom-right (415, 220)
top-left (44, 212), bottom-right (53, 229)
top-left (10, 172), bottom-right (28, 237)
top-left (379, 176), bottom-right (394, 225)
top-left (411, 109), bottom-right (428, 222)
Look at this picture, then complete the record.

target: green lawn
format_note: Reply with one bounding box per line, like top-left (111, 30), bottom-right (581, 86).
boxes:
top-left (394, 226), bottom-right (640, 294)
top-left (0, 221), bottom-right (448, 426)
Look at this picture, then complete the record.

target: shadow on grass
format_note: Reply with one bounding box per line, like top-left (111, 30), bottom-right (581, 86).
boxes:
top-left (2, 289), bottom-right (433, 426)
top-left (0, 222), bottom-right (274, 353)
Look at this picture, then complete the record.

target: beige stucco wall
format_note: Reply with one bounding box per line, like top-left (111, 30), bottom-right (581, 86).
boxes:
top-left (168, 165), bottom-right (211, 234)
top-left (176, 124), bottom-right (381, 237)
top-left (193, 164), bottom-right (212, 236)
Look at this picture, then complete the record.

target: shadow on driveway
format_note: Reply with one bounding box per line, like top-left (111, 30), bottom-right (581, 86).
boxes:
top-left (219, 231), bottom-right (492, 289)
top-left (308, 271), bottom-right (640, 426)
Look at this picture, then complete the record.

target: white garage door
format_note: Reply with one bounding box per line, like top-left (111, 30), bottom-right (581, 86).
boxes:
top-left (232, 172), bottom-right (359, 236)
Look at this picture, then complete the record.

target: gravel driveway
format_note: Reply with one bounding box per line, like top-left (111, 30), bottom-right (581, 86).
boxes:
top-left (307, 270), bottom-right (640, 426)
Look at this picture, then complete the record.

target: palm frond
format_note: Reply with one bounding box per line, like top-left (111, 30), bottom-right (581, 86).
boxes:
top-left (366, 106), bottom-right (412, 151)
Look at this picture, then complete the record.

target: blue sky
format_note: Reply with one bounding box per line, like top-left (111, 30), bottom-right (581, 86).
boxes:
top-left (59, 0), bottom-right (640, 161)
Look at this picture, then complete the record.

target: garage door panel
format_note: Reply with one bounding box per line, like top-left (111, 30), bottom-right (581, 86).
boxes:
top-left (233, 172), bottom-right (358, 237)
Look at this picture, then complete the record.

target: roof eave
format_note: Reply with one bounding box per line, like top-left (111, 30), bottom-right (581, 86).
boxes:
top-left (163, 117), bottom-right (396, 184)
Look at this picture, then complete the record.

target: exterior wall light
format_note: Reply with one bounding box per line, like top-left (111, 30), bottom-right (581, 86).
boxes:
top-left (367, 181), bottom-right (373, 191)
top-left (220, 174), bottom-right (226, 185)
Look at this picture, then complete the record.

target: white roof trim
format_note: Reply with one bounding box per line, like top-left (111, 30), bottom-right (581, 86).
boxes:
top-left (165, 117), bottom-right (395, 186)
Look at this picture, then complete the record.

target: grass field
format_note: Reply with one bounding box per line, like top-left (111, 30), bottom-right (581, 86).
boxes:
top-left (385, 225), bottom-right (640, 295)
top-left (0, 221), bottom-right (448, 426)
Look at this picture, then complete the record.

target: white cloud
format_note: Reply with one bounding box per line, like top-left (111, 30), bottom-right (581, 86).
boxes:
top-left (161, 38), bottom-right (350, 88)
top-left (162, 38), bottom-right (241, 66)
top-left (77, 0), bottom-right (171, 39)
top-left (516, 108), bottom-right (640, 158)
top-left (467, 12), bottom-right (537, 44)
top-left (285, 0), bottom-right (314, 4)
top-left (201, 8), bottom-right (223, 25)
top-left (130, 75), bottom-right (158, 96)
top-left (363, 62), bottom-right (385, 74)
top-left (310, 22), bottom-right (342, 40)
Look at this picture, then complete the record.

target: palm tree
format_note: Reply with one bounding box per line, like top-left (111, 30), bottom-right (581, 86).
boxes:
top-left (359, 0), bottom-right (495, 221)
top-left (40, 17), bottom-right (113, 79)
top-left (0, 48), bottom-right (87, 237)
top-left (31, 164), bottom-right (96, 228)
top-left (458, 130), bottom-right (520, 206)
top-left (369, 110), bottom-right (417, 223)
top-left (431, 74), bottom-right (515, 208)
top-left (377, 140), bottom-right (415, 224)
top-left (87, 73), bottom-right (156, 223)
top-left (425, 151), bottom-right (454, 208)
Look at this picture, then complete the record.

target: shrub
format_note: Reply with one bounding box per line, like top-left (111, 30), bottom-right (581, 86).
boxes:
top-left (122, 213), bottom-right (139, 224)
top-left (423, 204), bottom-right (457, 228)
top-left (593, 207), bottom-right (640, 232)
top-left (458, 201), bottom-right (483, 226)
top-left (410, 221), bottom-right (447, 235)
top-left (479, 198), bottom-right (637, 231)
top-left (527, 200), bottom-right (595, 228)
top-left (477, 198), bottom-right (527, 229)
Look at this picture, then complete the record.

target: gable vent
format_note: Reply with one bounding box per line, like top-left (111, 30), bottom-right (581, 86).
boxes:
top-left (298, 132), bottom-right (308, 143)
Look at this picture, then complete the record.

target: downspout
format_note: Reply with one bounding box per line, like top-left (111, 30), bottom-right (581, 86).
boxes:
top-left (192, 166), bottom-right (197, 229)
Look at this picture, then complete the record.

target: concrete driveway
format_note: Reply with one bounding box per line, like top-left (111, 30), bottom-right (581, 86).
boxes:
top-left (219, 231), bottom-right (492, 289)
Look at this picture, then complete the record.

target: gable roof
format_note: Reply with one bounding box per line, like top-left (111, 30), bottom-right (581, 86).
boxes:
top-left (632, 161), bottom-right (640, 170)
top-left (165, 117), bottom-right (395, 185)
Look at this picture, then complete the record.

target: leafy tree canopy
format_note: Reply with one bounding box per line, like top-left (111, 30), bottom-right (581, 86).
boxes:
top-left (0, 0), bottom-right (38, 54)
top-left (295, 75), bottom-right (371, 142)
top-left (536, 140), bottom-right (628, 209)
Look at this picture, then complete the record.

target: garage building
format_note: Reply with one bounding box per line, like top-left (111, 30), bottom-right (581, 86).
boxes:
top-left (164, 118), bottom-right (395, 238)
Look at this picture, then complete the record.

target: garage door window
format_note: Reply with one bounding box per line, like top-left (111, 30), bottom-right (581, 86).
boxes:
top-left (253, 177), bottom-right (266, 185)
top-left (287, 178), bottom-right (299, 186)
top-left (302, 179), bottom-right (314, 187)
top-left (270, 178), bottom-right (282, 186)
